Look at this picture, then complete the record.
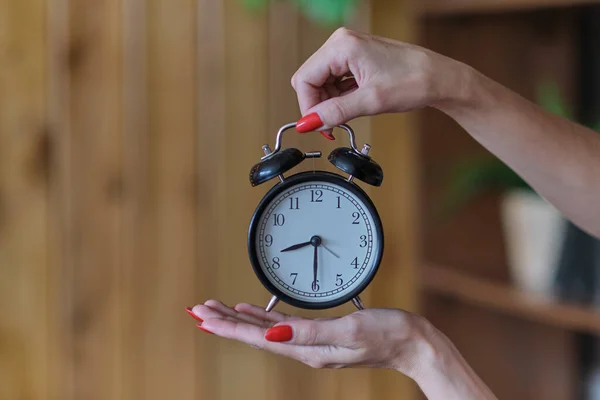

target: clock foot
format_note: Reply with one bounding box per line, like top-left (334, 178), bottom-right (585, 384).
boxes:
top-left (265, 295), bottom-right (279, 312)
top-left (352, 296), bottom-right (365, 310)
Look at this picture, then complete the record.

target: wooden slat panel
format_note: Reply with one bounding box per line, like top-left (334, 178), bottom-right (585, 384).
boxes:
top-left (67, 0), bottom-right (124, 398)
top-left (47, 0), bottom-right (72, 397)
top-left (122, 0), bottom-right (148, 398)
top-left (216, 2), bottom-right (271, 399)
top-left (2, 1), bottom-right (422, 399)
top-left (0, 0), bottom-right (48, 398)
top-left (197, 0), bottom-right (225, 399)
top-left (143, 1), bottom-right (198, 399)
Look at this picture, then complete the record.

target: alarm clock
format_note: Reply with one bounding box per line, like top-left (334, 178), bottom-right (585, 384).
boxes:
top-left (247, 122), bottom-right (384, 312)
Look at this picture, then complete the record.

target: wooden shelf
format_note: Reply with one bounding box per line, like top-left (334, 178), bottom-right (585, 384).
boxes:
top-left (423, 264), bottom-right (600, 335)
top-left (419, 0), bottom-right (600, 16)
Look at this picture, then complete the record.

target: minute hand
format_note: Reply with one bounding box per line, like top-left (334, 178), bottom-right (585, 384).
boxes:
top-left (312, 244), bottom-right (318, 291)
top-left (280, 241), bottom-right (311, 252)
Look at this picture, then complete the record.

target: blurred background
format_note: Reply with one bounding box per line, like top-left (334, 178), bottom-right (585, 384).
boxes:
top-left (2, 0), bottom-right (600, 399)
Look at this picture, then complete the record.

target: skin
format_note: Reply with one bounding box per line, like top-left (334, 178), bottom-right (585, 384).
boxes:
top-left (193, 27), bottom-right (600, 399)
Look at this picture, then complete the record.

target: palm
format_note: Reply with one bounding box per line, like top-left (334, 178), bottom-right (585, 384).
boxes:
top-left (190, 300), bottom-right (415, 370)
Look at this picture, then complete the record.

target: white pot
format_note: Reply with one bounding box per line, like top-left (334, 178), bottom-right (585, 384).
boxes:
top-left (500, 189), bottom-right (566, 296)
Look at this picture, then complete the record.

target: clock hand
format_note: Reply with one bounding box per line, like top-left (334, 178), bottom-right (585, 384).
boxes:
top-left (310, 235), bottom-right (322, 292)
top-left (280, 241), bottom-right (311, 252)
top-left (321, 243), bottom-right (340, 259)
top-left (312, 242), bottom-right (318, 292)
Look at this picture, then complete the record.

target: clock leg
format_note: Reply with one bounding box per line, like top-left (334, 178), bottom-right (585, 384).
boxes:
top-left (265, 295), bottom-right (279, 312)
top-left (351, 296), bottom-right (365, 310)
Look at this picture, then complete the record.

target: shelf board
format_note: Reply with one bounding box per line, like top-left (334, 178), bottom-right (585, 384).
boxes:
top-left (423, 264), bottom-right (600, 335)
top-left (420, 0), bottom-right (600, 16)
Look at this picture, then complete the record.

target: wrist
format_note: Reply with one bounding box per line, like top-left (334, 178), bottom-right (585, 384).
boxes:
top-left (398, 316), bottom-right (499, 400)
top-left (392, 314), bottom-right (446, 381)
top-left (429, 58), bottom-right (484, 118)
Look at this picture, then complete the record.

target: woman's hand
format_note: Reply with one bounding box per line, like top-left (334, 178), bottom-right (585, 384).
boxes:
top-left (188, 300), bottom-right (499, 400)
top-left (187, 300), bottom-right (434, 378)
top-left (291, 27), bottom-right (471, 136)
top-left (293, 28), bottom-right (600, 239)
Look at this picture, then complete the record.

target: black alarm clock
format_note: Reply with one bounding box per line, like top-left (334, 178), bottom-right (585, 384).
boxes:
top-left (247, 122), bottom-right (384, 312)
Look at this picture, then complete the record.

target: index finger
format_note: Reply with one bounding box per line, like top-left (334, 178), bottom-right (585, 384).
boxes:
top-left (292, 36), bottom-right (352, 115)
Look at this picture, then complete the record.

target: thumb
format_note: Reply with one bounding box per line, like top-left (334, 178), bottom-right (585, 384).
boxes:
top-left (307, 89), bottom-right (373, 129)
top-left (264, 318), bottom-right (355, 346)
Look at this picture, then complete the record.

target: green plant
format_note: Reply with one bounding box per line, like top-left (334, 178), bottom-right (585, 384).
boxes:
top-left (438, 81), bottom-right (600, 216)
top-left (242, 0), bottom-right (359, 26)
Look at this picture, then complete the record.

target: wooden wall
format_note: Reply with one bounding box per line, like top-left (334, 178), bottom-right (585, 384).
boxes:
top-left (0, 1), bottom-right (420, 399)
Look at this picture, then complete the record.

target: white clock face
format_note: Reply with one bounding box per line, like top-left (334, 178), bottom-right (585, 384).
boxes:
top-left (252, 177), bottom-right (382, 306)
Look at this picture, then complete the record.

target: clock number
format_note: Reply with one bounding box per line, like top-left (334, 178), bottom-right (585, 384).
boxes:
top-left (265, 234), bottom-right (273, 247)
top-left (272, 257), bottom-right (281, 269)
top-left (335, 274), bottom-right (343, 287)
top-left (272, 213), bottom-right (285, 226)
top-left (310, 190), bottom-right (323, 203)
top-left (290, 273), bottom-right (298, 285)
top-left (351, 257), bottom-right (359, 269)
top-left (289, 197), bottom-right (299, 210)
top-left (311, 280), bottom-right (320, 292)
top-left (336, 196), bottom-right (341, 209)
top-left (359, 235), bottom-right (367, 247)
top-left (352, 212), bottom-right (360, 224)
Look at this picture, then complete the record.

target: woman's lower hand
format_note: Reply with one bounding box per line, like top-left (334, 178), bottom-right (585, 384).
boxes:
top-left (187, 300), bottom-right (436, 379)
top-left (291, 27), bottom-right (471, 136)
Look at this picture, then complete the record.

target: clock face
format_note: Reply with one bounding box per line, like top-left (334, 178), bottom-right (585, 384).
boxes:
top-left (248, 171), bottom-right (384, 309)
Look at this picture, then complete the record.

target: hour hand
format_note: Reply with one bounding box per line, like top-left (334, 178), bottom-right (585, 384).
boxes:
top-left (280, 241), bottom-right (311, 253)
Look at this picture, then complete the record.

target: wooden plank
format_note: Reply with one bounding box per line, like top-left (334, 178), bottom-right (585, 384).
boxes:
top-left (143, 0), bottom-right (198, 399)
top-left (419, 0), bottom-right (600, 17)
top-left (268, 1), bottom-right (300, 135)
top-left (216, 2), bottom-right (271, 399)
top-left (369, 1), bottom-right (420, 399)
top-left (47, 0), bottom-right (72, 397)
top-left (196, 0), bottom-right (225, 399)
top-left (424, 264), bottom-right (600, 335)
top-left (0, 0), bottom-right (49, 398)
top-left (66, 0), bottom-right (124, 398)
top-left (122, 0), bottom-right (148, 398)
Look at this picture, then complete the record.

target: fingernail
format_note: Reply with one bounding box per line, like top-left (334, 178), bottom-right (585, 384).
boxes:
top-left (296, 113), bottom-right (323, 133)
top-left (265, 325), bottom-right (293, 342)
top-left (185, 307), bottom-right (203, 322)
top-left (320, 131), bottom-right (335, 140)
top-left (196, 324), bottom-right (213, 334)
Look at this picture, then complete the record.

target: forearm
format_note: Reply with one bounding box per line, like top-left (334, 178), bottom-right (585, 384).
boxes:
top-left (410, 328), bottom-right (498, 400)
top-left (434, 64), bottom-right (600, 238)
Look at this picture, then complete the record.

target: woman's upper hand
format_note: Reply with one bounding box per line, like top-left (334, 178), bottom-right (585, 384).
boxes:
top-left (188, 300), bottom-right (434, 379)
top-left (291, 27), bottom-right (470, 134)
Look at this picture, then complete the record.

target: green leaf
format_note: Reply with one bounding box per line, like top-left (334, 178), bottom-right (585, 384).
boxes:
top-left (536, 80), bottom-right (572, 120)
top-left (299, 0), bottom-right (358, 25)
top-left (436, 157), bottom-right (530, 218)
top-left (243, 0), bottom-right (270, 9)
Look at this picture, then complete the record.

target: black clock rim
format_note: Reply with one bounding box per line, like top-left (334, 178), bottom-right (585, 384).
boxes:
top-left (247, 170), bottom-right (384, 310)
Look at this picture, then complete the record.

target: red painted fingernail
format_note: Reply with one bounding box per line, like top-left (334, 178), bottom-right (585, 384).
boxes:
top-left (296, 113), bottom-right (323, 133)
top-left (320, 131), bottom-right (335, 140)
top-left (265, 325), bottom-right (293, 342)
top-left (196, 324), bottom-right (213, 334)
top-left (186, 307), bottom-right (203, 322)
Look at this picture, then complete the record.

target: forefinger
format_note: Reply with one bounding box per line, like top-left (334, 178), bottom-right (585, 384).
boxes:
top-left (292, 34), bottom-right (351, 115)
